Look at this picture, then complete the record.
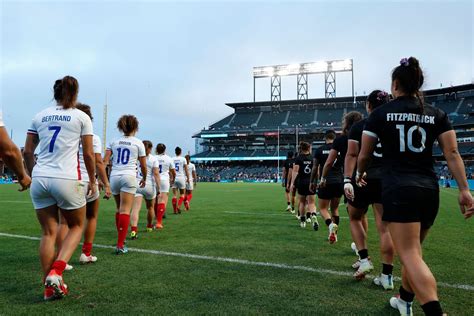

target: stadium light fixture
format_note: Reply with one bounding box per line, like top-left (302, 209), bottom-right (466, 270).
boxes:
top-left (253, 59), bottom-right (352, 78)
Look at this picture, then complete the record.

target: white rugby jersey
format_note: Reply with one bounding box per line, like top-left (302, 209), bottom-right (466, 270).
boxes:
top-left (28, 105), bottom-right (93, 180)
top-left (155, 154), bottom-right (174, 181)
top-left (187, 162), bottom-right (196, 182)
top-left (137, 154), bottom-right (159, 186)
top-left (108, 136), bottom-right (146, 177)
top-left (173, 156), bottom-right (187, 178)
top-left (79, 134), bottom-right (102, 182)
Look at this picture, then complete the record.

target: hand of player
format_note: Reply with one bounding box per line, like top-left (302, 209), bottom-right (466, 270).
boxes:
top-left (18, 175), bottom-right (31, 192)
top-left (318, 178), bottom-right (326, 189)
top-left (309, 183), bottom-right (316, 193)
top-left (344, 182), bottom-right (354, 201)
top-left (103, 184), bottom-right (111, 200)
top-left (139, 179), bottom-right (146, 188)
top-left (87, 182), bottom-right (97, 198)
top-left (355, 172), bottom-right (367, 187)
top-left (458, 189), bottom-right (474, 219)
top-left (290, 184), bottom-right (295, 193)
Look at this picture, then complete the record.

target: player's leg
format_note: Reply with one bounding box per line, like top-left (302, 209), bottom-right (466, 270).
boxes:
top-left (156, 192), bottom-right (168, 229)
top-left (55, 212), bottom-right (68, 254)
top-left (372, 203), bottom-right (395, 289)
top-left (113, 194), bottom-right (121, 231)
top-left (115, 191), bottom-right (135, 253)
top-left (329, 196), bottom-right (341, 226)
top-left (389, 223), bottom-right (440, 314)
top-left (177, 187), bottom-right (185, 212)
top-left (145, 197), bottom-right (155, 230)
top-left (172, 187), bottom-right (178, 213)
top-left (129, 195), bottom-right (143, 239)
top-left (81, 197), bottom-right (100, 264)
top-left (298, 195), bottom-right (307, 228)
top-left (36, 205), bottom-right (60, 279)
top-left (290, 187), bottom-right (296, 213)
top-left (348, 204), bottom-right (373, 279)
top-left (307, 194), bottom-right (319, 230)
top-left (184, 189), bottom-right (192, 211)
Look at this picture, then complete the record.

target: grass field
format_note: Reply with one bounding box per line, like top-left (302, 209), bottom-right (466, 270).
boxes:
top-left (0, 183), bottom-right (473, 315)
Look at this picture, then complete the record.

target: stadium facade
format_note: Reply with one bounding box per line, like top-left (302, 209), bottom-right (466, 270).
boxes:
top-left (192, 83), bottom-right (474, 164)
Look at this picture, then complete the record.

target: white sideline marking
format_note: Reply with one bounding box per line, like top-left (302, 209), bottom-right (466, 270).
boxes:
top-left (223, 211), bottom-right (375, 221)
top-left (0, 200), bottom-right (32, 204)
top-left (0, 232), bottom-right (473, 291)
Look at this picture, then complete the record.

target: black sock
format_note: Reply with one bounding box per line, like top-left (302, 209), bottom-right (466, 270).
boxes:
top-left (382, 263), bottom-right (393, 275)
top-left (421, 301), bottom-right (443, 316)
top-left (287, 202), bottom-right (290, 206)
top-left (333, 216), bottom-right (340, 225)
top-left (300, 216), bottom-right (306, 222)
top-left (311, 212), bottom-right (317, 217)
top-left (399, 286), bottom-right (415, 303)
top-left (306, 212), bottom-right (311, 219)
top-left (325, 218), bottom-right (332, 226)
top-left (358, 249), bottom-right (369, 260)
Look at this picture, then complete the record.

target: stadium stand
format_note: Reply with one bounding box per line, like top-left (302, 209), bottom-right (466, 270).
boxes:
top-left (191, 83), bottom-right (474, 182)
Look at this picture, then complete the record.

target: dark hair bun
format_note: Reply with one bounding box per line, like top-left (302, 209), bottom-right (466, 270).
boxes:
top-left (408, 57), bottom-right (420, 68)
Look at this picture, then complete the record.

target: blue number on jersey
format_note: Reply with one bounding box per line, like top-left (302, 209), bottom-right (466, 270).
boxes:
top-left (48, 126), bottom-right (61, 153)
top-left (116, 148), bottom-right (131, 165)
top-left (175, 162), bottom-right (179, 172)
top-left (159, 165), bottom-right (163, 173)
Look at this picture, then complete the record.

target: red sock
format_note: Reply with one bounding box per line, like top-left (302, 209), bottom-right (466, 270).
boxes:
top-left (187, 193), bottom-right (193, 202)
top-left (82, 242), bottom-right (93, 256)
top-left (51, 260), bottom-right (67, 276)
top-left (154, 202), bottom-right (159, 219)
top-left (117, 213), bottom-right (130, 248)
top-left (131, 226), bottom-right (138, 233)
top-left (178, 196), bottom-right (184, 208)
top-left (157, 203), bottom-right (165, 225)
top-left (115, 212), bottom-right (120, 231)
top-left (172, 197), bottom-right (177, 212)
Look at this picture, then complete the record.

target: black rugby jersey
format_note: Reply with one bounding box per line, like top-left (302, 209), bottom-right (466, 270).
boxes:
top-left (314, 143), bottom-right (342, 184)
top-left (294, 153), bottom-right (313, 182)
top-left (348, 118), bottom-right (383, 179)
top-left (329, 135), bottom-right (348, 183)
top-left (364, 96), bottom-right (452, 190)
top-left (284, 158), bottom-right (294, 172)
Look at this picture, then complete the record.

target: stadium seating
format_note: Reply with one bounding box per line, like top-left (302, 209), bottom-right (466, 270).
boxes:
top-left (258, 111), bottom-right (288, 127)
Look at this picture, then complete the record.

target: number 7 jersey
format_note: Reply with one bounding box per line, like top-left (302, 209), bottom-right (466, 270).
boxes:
top-left (107, 136), bottom-right (146, 177)
top-left (28, 105), bottom-right (93, 180)
top-left (363, 96), bottom-right (452, 190)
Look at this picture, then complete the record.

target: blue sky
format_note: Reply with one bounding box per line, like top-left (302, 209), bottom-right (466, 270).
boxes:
top-left (1, 0), bottom-right (473, 154)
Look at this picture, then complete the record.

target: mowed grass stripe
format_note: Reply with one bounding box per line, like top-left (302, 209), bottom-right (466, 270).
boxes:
top-left (1, 232), bottom-right (473, 291)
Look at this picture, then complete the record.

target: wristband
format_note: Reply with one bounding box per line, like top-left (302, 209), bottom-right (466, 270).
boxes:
top-left (355, 171), bottom-right (362, 179)
top-left (320, 177), bottom-right (326, 182)
top-left (344, 178), bottom-right (351, 184)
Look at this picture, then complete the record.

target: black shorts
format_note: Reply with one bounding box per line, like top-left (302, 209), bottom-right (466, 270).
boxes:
top-left (382, 187), bottom-right (439, 229)
top-left (297, 179), bottom-right (314, 196)
top-left (317, 183), bottom-right (343, 200)
top-left (348, 179), bottom-right (382, 211)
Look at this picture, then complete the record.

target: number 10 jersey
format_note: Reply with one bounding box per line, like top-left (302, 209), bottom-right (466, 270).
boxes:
top-left (107, 136), bottom-right (146, 177)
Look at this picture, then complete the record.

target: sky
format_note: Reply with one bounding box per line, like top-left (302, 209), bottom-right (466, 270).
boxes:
top-left (1, 0), bottom-right (473, 154)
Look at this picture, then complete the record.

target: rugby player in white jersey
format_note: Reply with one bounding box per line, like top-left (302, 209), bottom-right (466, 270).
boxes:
top-left (104, 115), bottom-right (146, 255)
top-left (154, 143), bottom-right (176, 229)
top-left (171, 147), bottom-right (190, 214)
top-left (184, 154), bottom-right (197, 211)
top-left (76, 104), bottom-right (111, 262)
top-left (23, 76), bottom-right (96, 300)
top-left (129, 140), bottom-right (160, 239)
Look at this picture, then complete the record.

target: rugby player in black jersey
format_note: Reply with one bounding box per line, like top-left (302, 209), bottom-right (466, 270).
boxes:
top-left (319, 112), bottom-right (363, 243)
top-left (290, 142), bottom-right (318, 228)
top-left (344, 90), bottom-right (395, 284)
top-left (310, 130), bottom-right (337, 231)
top-left (282, 151), bottom-right (296, 213)
top-left (357, 57), bottom-right (473, 316)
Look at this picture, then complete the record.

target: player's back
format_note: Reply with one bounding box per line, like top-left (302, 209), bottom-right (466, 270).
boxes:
top-left (187, 162), bottom-right (195, 180)
top-left (364, 96), bottom-right (451, 189)
top-left (138, 154), bottom-right (158, 186)
top-left (173, 156), bottom-right (186, 178)
top-left (78, 134), bottom-right (102, 182)
top-left (295, 153), bottom-right (313, 180)
top-left (156, 154), bottom-right (173, 178)
top-left (28, 105), bottom-right (93, 180)
top-left (108, 136), bottom-right (145, 177)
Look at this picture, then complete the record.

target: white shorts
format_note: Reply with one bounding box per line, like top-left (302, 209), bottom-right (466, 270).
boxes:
top-left (173, 177), bottom-right (186, 190)
top-left (186, 181), bottom-right (194, 191)
top-left (160, 179), bottom-right (170, 193)
top-left (30, 177), bottom-right (86, 210)
top-left (135, 184), bottom-right (156, 200)
top-left (85, 181), bottom-right (100, 203)
top-left (110, 175), bottom-right (137, 195)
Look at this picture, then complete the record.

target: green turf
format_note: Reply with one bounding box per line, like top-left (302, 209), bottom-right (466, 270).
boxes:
top-left (0, 183), bottom-right (473, 315)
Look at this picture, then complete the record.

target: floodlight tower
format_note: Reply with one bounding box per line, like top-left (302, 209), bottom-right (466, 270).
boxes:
top-left (252, 59), bottom-right (354, 101)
